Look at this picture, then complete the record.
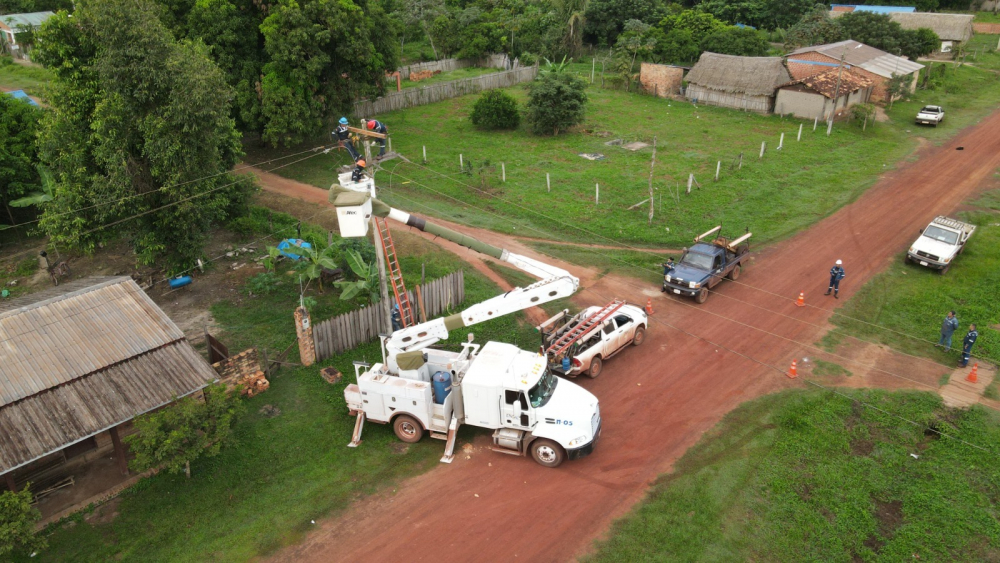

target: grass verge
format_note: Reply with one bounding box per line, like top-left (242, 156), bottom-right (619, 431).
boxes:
top-left (587, 388), bottom-right (1000, 562)
top-left (0, 58), bottom-right (52, 94)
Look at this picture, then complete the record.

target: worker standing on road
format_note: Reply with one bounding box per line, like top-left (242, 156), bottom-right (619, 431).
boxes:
top-left (333, 117), bottom-right (360, 160)
top-left (938, 311), bottom-right (959, 352)
top-left (824, 259), bottom-right (845, 298)
top-left (958, 324), bottom-right (978, 367)
top-left (351, 158), bottom-right (367, 183)
top-left (366, 119), bottom-right (388, 158)
top-left (660, 258), bottom-right (675, 293)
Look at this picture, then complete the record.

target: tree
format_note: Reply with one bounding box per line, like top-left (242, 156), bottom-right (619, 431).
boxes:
top-left (694, 0), bottom-right (762, 28)
top-left (583, 0), bottom-right (665, 46)
top-left (836, 11), bottom-right (931, 61)
top-left (402, 0), bottom-right (445, 59)
top-left (525, 64), bottom-right (587, 135)
top-left (33, 0), bottom-right (256, 269)
top-left (658, 9), bottom-right (728, 45)
top-left (785, 5), bottom-right (844, 49)
top-left (612, 20), bottom-right (656, 90)
top-left (0, 95), bottom-right (42, 229)
top-left (0, 487), bottom-right (45, 558)
top-left (886, 72), bottom-right (911, 108)
top-left (259, 0), bottom-right (399, 146)
top-left (125, 384), bottom-right (244, 478)
top-left (700, 26), bottom-right (770, 57)
top-left (470, 89), bottom-right (520, 130)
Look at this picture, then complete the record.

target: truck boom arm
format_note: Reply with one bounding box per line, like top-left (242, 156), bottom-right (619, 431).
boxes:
top-left (330, 189), bottom-right (579, 360)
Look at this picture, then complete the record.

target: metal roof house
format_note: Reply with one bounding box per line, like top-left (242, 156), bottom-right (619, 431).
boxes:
top-left (775, 68), bottom-right (874, 121)
top-left (0, 277), bottom-right (217, 495)
top-left (0, 11), bottom-right (54, 60)
top-left (786, 40), bottom-right (923, 102)
top-left (889, 12), bottom-right (975, 53)
top-left (684, 52), bottom-right (792, 113)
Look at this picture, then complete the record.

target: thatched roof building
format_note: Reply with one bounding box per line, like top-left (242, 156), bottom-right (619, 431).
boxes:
top-left (684, 52), bottom-right (792, 113)
top-left (888, 12), bottom-right (974, 42)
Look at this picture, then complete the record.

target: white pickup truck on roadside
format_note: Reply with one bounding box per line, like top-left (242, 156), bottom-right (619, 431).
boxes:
top-left (915, 105), bottom-right (945, 127)
top-left (906, 216), bottom-right (975, 274)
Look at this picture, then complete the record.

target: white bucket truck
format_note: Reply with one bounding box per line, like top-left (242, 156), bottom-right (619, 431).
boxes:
top-left (331, 187), bottom-right (601, 468)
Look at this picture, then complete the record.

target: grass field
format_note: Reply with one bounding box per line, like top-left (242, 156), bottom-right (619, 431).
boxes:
top-left (588, 389), bottom-right (1000, 562)
top-left (16, 223), bottom-right (539, 562)
top-left (247, 62), bottom-right (1000, 251)
top-left (0, 58), bottom-right (52, 94)
top-left (400, 66), bottom-right (500, 89)
top-left (828, 189), bottom-right (1000, 370)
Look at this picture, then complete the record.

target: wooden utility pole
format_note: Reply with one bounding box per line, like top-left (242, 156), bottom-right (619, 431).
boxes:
top-left (829, 46), bottom-right (847, 123)
top-left (648, 136), bottom-right (657, 225)
top-left (371, 218), bottom-right (392, 330)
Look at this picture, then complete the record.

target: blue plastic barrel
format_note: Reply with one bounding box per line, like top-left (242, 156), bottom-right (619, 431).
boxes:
top-left (562, 357), bottom-right (571, 372)
top-left (169, 276), bottom-right (192, 289)
top-left (432, 371), bottom-right (452, 404)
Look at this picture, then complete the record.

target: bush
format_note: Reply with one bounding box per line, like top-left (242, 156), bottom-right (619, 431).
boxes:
top-left (517, 52), bottom-right (537, 66)
top-left (244, 272), bottom-right (281, 296)
top-left (0, 487), bottom-right (45, 557)
top-left (470, 89), bottom-right (521, 130)
top-left (525, 70), bottom-right (588, 136)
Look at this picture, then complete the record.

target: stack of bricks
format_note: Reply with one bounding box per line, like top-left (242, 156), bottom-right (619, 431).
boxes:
top-left (212, 348), bottom-right (269, 397)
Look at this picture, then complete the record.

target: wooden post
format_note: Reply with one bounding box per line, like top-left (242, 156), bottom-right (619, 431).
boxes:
top-left (459, 153), bottom-right (463, 171)
top-left (595, 183), bottom-right (599, 204)
top-left (388, 137), bottom-right (392, 153)
top-left (739, 153), bottom-right (743, 170)
top-left (416, 285), bottom-right (428, 323)
top-left (687, 174), bottom-right (693, 194)
top-left (648, 136), bottom-right (657, 225)
top-left (813, 117), bottom-right (818, 131)
top-left (777, 133), bottom-right (784, 151)
top-left (715, 160), bottom-right (721, 181)
top-left (546, 173), bottom-right (550, 193)
top-left (797, 123), bottom-right (803, 141)
top-left (423, 145), bottom-right (427, 162)
top-left (591, 58), bottom-right (595, 83)
top-left (262, 347), bottom-right (270, 377)
top-left (5, 473), bottom-right (16, 492)
top-left (501, 162), bottom-right (506, 182)
top-left (759, 141), bottom-right (765, 159)
top-left (109, 425), bottom-right (129, 476)
top-left (827, 119), bottom-right (833, 136)
top-left (372, 217), bottom-right (392, 330)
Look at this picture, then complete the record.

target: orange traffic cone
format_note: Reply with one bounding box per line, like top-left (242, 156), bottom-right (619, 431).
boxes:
top-left (795, 292), bottom-right (805, 307)
top-left (645, 298), bottom-right (655, 315)
top-left (787, 360), bottom-right (798, 379)
top-left (966, 363), bottom-right (979, 384)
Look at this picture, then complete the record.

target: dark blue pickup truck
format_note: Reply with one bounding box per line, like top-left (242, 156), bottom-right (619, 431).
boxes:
top-left (662, 226), bottom-right (751, 304)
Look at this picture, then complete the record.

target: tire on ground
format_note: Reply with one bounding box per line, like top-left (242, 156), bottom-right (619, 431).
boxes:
top-left (530, 438), bottom-right (566, 468)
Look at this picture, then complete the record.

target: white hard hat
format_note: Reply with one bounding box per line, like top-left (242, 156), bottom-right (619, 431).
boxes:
top-left (835, 259), bottom-right (842, 265)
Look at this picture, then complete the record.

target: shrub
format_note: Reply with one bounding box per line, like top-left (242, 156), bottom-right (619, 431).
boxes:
top-left (0, 487), bottom-right (45, 557)
top-left (244, 272), bottom-right (281, 296)
top-left (470, 89), bottom-right (521, 130)
top-left (525, 70), bottom-right (588, 136)
top-left (517, 52), bottom-right (537, 66)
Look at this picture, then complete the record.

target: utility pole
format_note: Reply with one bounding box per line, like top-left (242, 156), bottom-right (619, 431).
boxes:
top-left (371, 218), bottom-right (392, 331)
top-left (829, 45), bottom-right (847, 123)
top-left (648, 136), bottom-right (657, 225)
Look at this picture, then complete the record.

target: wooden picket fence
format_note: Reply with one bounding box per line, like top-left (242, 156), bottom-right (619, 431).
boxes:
top-left (397, 54), bottom-right (510, 80)
top-left (353, 65), bottom-right (538, 117)
top-left (312, 270), bottom-right (465, 360)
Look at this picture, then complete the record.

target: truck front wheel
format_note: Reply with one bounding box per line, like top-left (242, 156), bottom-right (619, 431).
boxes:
top-left (695, 288), bottom-right (709, 304)
top-left (530, 439), bottom-right (565, 468)
top-left (631, 327), bottom-right (646, 346)
top-left (393, 415), bottom-right (424, 443)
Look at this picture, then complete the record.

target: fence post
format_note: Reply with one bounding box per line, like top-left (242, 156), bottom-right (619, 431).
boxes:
top-left (813, 117), bottom-right (818, 131)
top-left (423, 145), bottom-right (427, 162)
top-left (546, 173), bottom-right (550, 193)
top-left (687, 174), bottom-right (693, 194)
top-left (759, 141), bottom-right (766, 159)
top-left (459, 153), bottom-right (463, 170)
top-left (595, 183), bottom-right (599, 204)
top-left (715, 160), bottom-right (721, 181)
top-left (501, 162), bottom-right (506, 182)
top-left (294, 307), bottom-right (315, 367)
top-left (827, 119), bottom-right (833, 136)
top-left (739, 153), bottom-right (743, 170)
top-left (388, 137), bottom-right (392, 153)
top-left (591, 58), bottom-right (595, 83)
top-left (797, 123), bottom-right (803, 141)
top-left (777, 133), bottom-right (784, 151)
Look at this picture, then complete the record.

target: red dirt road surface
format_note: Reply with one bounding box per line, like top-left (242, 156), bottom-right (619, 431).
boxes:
top-left (259, 110), bottom-right (1000, 562)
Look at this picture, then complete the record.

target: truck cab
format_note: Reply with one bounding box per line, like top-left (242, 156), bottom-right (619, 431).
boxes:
top-left (907, 216), bottom-right (975, 274)
top-left (663, 226), bottom-right (750, 304)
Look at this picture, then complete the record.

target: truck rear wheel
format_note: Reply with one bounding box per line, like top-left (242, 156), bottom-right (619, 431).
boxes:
top-left (728, 264), bottom-right (741, 281)
top-left (530, 439), bottom-right (565, 468)
top-left (587, 356), bottom-right (603, 379)
top-left (695, 288), bottom-right (709, 304)
top-left (393, 415), bottom-right (424, 443)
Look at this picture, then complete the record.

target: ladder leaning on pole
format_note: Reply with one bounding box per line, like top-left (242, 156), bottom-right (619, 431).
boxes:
top-left (374, 217), bottom-right (416, 328)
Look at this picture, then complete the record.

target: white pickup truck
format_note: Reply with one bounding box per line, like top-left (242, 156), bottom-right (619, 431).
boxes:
top-left (906, 216), bottom-right (975, 274)
top-left (915, 105), bottom-right (945, 127)
top-left (538, 300), bottom-right (648, 379)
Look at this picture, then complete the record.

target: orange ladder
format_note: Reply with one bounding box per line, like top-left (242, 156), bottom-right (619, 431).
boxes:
top-left (375, 217), bottom-right (416, 328)
top-left (545, 300), bottom-right (625, 357)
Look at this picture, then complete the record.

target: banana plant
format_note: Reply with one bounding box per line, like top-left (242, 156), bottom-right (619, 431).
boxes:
top-left (334, 249), bottom-right (381, 304)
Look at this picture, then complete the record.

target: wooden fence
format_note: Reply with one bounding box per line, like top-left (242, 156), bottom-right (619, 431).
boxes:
top-left (397, 54), bottom-right (510, 80)
top-left (354, 65), bottom-right (538, 117)
top-left (312, 270), bottom-right (465, 360)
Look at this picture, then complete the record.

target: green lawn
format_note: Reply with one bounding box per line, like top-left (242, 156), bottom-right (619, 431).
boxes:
top-left (17, 220), bottom-right (540, 562)
top-left (247, 63), bottom-right (1000, 251)
top-left (974, 11), bottom-right (1000, 24)
top-left (587, 389), bottom-right (1000, 562)
top-left (829, 189), bottom-right (1000, 369)
top-left (0, 58), bottom-right (52, 94)
top-left (962, 33), bottom-right (1000, 72)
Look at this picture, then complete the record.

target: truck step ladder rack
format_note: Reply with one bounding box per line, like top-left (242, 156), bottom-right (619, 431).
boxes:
top-left (546, 299), bottom-right (626, 357)
top-left (375, 217), bottom-right (417, 328)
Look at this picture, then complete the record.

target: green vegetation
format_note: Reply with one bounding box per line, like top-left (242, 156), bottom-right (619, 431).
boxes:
top-left (0, 92), bottom-right (43, 229)
top-left (963, 33), bottom-right (1000, 72)
top-left (401, 66), bottom-right (500, 89)
top-left (0, 487), bottom-right (45, 558)
top-left (830, 190), bottom-right (1000, 366)
top-left (0, 58), bottom-right (53, 93)
top-left (813, 359), bottom-right (852, 378)
top-left (589, 389), bottom-right (1000, 562)
top-left (470, 89), bottom-right (521, 130)
top-left (939, 372), bottom-right (951, 387)
top-left (18, 226), bottom-right (540, 562)
top-left (526, 241), bottom-right (664, 285)
top-left (974, 11), bottom-right (1000, 24)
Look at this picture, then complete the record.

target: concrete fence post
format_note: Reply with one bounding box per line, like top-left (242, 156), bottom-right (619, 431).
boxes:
top-left (595, 183), bottom-right (599, 204)
top-left (777, 133), bottom-right (784, 150)
top-left (459, 153), bottom-right (463, 170)
top-left (294, 307), bottom-right (315, 367)
top-left (501, 162), bottom-right (506, 182)
top-left (813, 117), bottom-right (818, 131)
top-left (715, 161), bottom-right (721, 181)
top-left (546, 173), bottom-right (551, 193)
top-left (797, 123), bottom-right (803, 141)
top-left (759, 141), bottom-right (766, 159)
top-left (423, 145), bottom-right (427, 162)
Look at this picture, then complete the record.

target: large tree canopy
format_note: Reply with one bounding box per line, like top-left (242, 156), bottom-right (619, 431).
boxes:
top-left (33, 0), bottom-right (254, 268)
top-left (0, 94), bottom-right (42, 228)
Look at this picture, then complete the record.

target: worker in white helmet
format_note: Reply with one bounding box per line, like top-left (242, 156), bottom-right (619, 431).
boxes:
top-left (825, 259), bottom-right (845, 298)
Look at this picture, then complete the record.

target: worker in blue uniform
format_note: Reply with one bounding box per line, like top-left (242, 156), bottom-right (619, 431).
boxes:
top-left (333, 117), bottom-right (360, 160)
top-left (824, 259), bottom-right (845, 298)
top-left (366, 119), bottom-right (388, 158)
top-left (958, 324), bottom-right (978, 367)
top-left (351, 159), bottom-right (367, 183)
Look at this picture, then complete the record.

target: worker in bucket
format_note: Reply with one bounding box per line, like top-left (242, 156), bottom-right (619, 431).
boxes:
top-left (824, 259), bottom-right (845, 299)
top-left (333, 117), bottom-right (360, 160)
top-left (366, 119), bottom-right (388, 158)
top-left (351, 158), bottom-right (367, 183)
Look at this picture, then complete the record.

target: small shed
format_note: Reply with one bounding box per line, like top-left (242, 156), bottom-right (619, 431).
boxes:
top-left (0, 11), bottom-right (54, 60)
top-left (684, 52), bottom-right (792, 113)
top-left (0, 277), bottom-right (218, 495)
top-left (775, 68), bottom-right (874, 121)
top-left (889, 12), bottom-right (974, 53)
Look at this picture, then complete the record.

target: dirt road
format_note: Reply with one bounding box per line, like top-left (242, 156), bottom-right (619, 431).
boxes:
top-left (256, 110), bottom-right (1000, 562)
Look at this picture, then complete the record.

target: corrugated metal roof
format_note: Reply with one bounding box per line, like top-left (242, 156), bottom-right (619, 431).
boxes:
top-left (0, 343), bottom-right (217, 473)
top-left (780, 68), bottom-right (874, 99)
top-left (860, 53), bottom-right (923, 78)
top-left (0, 11), bottom-right (55, 29)
top-left (830, 5), bottom-right (915, 14)
top-left (0, 277), bottom-right (183, 407)
top-left (789, 40), bottom-right (922, 78)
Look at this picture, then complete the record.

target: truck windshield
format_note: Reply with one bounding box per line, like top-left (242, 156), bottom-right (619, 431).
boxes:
top-left (923, 225), bottom-right (959, 245)
top-left (528, 370), bottom-right (559, 408)
top-left (680, 252), bottom-right (713, 270)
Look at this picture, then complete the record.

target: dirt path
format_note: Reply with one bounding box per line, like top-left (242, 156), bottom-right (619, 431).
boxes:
top-left (255, 109), bottom-right (1000, 562)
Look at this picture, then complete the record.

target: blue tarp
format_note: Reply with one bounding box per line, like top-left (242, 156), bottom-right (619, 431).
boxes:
top-left (4, 90), bottom-right (39, 106)
top-left (277, 238), bottom-right (312, 260)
